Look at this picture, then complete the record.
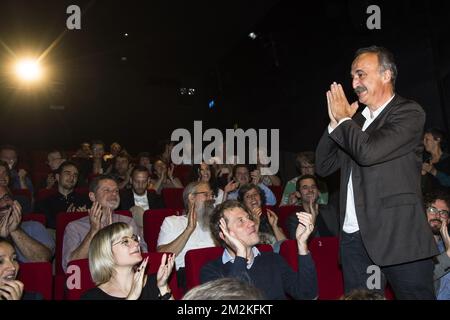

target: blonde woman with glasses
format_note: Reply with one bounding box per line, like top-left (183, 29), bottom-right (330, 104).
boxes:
top-left (81, 222), bottom-right (175, 300)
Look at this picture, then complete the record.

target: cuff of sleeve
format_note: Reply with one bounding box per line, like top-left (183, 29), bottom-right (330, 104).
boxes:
top-left (328, 118), bottom-right (351, 133)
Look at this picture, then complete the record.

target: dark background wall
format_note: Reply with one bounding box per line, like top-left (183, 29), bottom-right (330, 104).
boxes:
top-left (0, 0), bottom-right (449, 161)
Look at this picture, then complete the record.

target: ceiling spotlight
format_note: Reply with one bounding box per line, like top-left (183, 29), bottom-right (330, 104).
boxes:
top-left (124, 33), bottom-right (129, 37)
top-left (248, 32), bottom-right (258, 40)
top-left (14, 58), bottom-right (42, 82)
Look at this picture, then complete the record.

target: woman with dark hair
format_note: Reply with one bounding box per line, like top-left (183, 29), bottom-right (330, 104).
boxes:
top-left (422, 128), bottom-right (450, 192)
top-left (237, 184), bottom-right (286, 252)
top-left (0, 237), bottom-right (42, 300)
top-left (191, 162), bottom-right (234, 206)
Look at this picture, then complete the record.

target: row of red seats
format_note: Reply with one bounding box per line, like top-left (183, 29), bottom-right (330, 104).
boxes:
top-left (19, 238), bottom-right (395, 300)
top-left (24, 206), bottom-right (300, 276)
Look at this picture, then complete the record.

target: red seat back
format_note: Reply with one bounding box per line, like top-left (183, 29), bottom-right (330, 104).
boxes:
top-left (268, 185), bottom-right (283, 206)
top-left (143, 209), bottom-right (182, 252)
top-left (276, 205), bottom-right (301, 236)
top-left (36, 188), bottom-right (58, 202)
top-left (161, 188), bottom-right (184, 209)
top-left (65, 252), bottom-right (181, 300)
top-left (22, 213), bottom-right (47, 226)
top-left (18, 262), bottom-right (53, 300)
top-left (280, 237), bottom-right (344, 300)
top-left (74, 187), bottom-right (89, 195)
top-left (55, 211), bottom-right (89, 275)
top-left (184, 244), bottom-right (273, 292)
top-left (173, 164), bottom-right (192, 186)
top-left (185, 247), bottom-right (224, 291)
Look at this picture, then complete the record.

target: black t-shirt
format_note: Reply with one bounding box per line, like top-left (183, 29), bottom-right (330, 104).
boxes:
top-left (35, 191), bottom-right (90, 229)
top-left (80, 274), bottom-right (160, 300)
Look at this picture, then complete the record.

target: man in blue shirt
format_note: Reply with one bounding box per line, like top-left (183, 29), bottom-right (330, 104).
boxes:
top-left (201, 200), bottom-right (318, 300)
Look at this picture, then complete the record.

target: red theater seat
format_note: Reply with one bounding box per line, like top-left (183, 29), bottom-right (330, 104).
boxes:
top-left (173, 164), bottom-right (192, 186)
top-left (143, 208), bottom-right (182, 252)
top-left (276, 205), bottom-right (301, 236)
top-left (161, 188), bottom-right (184, 209)
top-left (18, 262), bottom-right (53, 300)
top-left (280, 237), bottom-right (344, 300)
top-left (268, 185), bottom-right (283, 206)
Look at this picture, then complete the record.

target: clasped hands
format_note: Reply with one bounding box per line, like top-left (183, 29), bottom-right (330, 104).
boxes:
top-left (326, 82), bottom-right (359, 128)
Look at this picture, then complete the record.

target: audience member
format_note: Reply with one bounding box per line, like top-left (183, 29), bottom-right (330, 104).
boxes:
top-left (157, 181), bottom-right (216, 288)
top-left (201, 200), bottom-right (318, 300)
top-left (0, 237), bottom-right (43, 300)
top-left (35, 161), bottom-right (90, 230)
top-left (81, 222), bottom-right (174, 300)
top-left (0, 186), bottom-right (54, 263)
top-left (62, 175), bottom-right (146, 272)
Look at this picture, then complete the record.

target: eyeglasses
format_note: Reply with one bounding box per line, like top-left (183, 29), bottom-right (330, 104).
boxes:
top-left (427, 206), bottom-right (449, 218)
top-left (112, 234), bottom-right (141, 247)
top-left (193, 191), bottom-right (214, 198)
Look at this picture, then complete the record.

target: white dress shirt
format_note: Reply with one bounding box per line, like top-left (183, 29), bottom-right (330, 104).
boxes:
top-left (133, 191), bottom-right (149, 211)
top-left (328, 95), bottom-right (395, 233)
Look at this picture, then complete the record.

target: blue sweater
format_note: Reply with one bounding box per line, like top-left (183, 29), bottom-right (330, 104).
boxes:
top-left (200, 251), bottom-right (318, 300)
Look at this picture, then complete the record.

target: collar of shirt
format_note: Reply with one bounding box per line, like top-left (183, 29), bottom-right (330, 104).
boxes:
top-left (361, 94), bottom-right (395, 121)
top-left (222, 246), bottom-right (261, 269)
top-left (57, 191), bottom-right (75, 201)
top-left (133, 190), bottom-right (147, 199)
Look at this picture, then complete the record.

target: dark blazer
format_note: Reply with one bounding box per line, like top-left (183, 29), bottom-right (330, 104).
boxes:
top-left (315, 94), bottom-right (438, 266)
top-left (119, 189), bottom-right (164, 211)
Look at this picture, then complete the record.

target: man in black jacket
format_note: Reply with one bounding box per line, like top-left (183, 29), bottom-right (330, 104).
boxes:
top-left (316, 46), bottom-right (438, 299)
top-left (119, 166), bottom-right (164, 227)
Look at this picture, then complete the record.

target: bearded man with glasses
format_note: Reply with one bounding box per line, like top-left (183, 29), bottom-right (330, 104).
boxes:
top-left (157, 181), bottom-right (216, 289)
top-left (424, 191), bottom-right (450, 300)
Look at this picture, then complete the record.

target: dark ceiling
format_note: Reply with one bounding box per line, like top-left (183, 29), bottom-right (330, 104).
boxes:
top-left (0, 0), bottom-right (449, 154)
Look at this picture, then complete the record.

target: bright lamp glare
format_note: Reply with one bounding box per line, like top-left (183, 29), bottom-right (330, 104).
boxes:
top-left (15, 59), bottom-right (42, 81)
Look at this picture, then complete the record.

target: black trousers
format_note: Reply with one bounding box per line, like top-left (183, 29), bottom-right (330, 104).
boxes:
top-left (340, 231), bottom-right (435, 300)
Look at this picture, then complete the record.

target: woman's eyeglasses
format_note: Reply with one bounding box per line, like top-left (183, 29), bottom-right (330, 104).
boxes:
top-left (112, 234), bottom-right (141, 247)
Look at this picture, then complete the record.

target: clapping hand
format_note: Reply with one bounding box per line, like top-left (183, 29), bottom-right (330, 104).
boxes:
top-left (326, 82), bottom-right (358, 125)
top-left (219, 218), bottom-right (246, 258)
top-left (88, 201), bottom-right (103, 233)
top-left (127, 257), bottom-right (149, 300)
top-left (156, 253), bottom-right (175, 290)
top-left (440, 221), bottom-right (450, 257)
